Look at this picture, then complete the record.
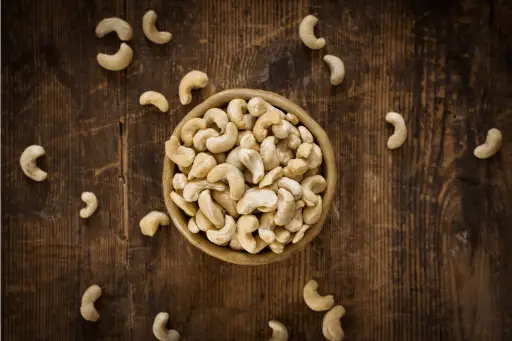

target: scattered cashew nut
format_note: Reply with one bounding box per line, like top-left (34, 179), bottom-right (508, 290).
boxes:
top-left (285, 113), bottom-right (299, 125)
top-left (182, 179), bottom-right (225, 202)
top-left (207, 163), bottom-right (246, 200)
top-left (181, 118), bottom-right (207, 146)
top-left (206, 214), bottom-right (236, 246)
top-left (97, 43), bottom-right (133, 71)
top-left (247, 97), bottom-right (283, 117)
top-left (303, 279), bottom-right (335, 311)
top-left (204, 108), bottom-right (229, 133)
top-left (385, 112), bottom-right (407, 149)
top-left (193, 128), bottom-right (220, 151)
top-left (299, 15), bottom-right (325, 49)
top-left (253, 111), bottom-right (282, 142)
top-left (165, 136), bottom-right (196, 167)
top-left (188, 217), bottom-right (200, 233)
top-left (142, 10), bottom-right (172, 44)
top-left (283, 159), bottom-right (309, 178)
top-left (178, 70), bottom-right (209, 105)
top-left (303, 195), bottom-right (323, 224)
top-left (236, 215), bottom-right (268, 253)
top-left (170, 191), bottom-right (197, 216)
top-left (322, 305), bottom-right (346, 341)
top-left (80, 192), bottom-right (98, 219)
top-left (139, 91), bottom-right (169, 112)
top-left (239, 133), bottom-right (260, 152)
top-left (301, 175), bottom-right (327, 206)
top-left (258, 211), bottom-right (276, 243)
top-left (323, 55), bottom-right (345, 86)
top-left (277, 177), bottom-right (302, 200)
top-left (80, 284), bottom-right (102, 322)
top-left (474, 128), bottom-right (502, 159)
top-left (292, 224), bottom-right (311, 244)
top-left (172, 173), bottom-right (188, 190)
top-left (237, 188), bottom-right (278, 215)
top-left (275, 189), bottom-right (296, 226)
top-left (267, 320), bottom-right (289, 341)
top-left (296, 143), bottom-right (313, 159)
top-left (152, 312), bottom-right (180, 341)
top-left (20, 145), bottom-right (47, 181)
top-left (298, 126), bottom-right (314, 144)
top-left (261, 136), bottom-right (280, 171)
top-left (139, 211), bottom-right (170, 236)
top-left (195, 210), bottom-right (215, 231)
top-left (198, 189), bottom-right (225, 228)
top-left (239, 148), bottom-right (265, 184)
top-left (227, 99), bottom-right (254, 130)
top-left (95, 17), bottom-right (133, 41)
top-left (188, 153), bottom-right (217, 180)
top-left (206, 122), bottom-right (238, 153)
top-left (259, 166), bottom-right (283, 188)
top-left (269, 241), bottom-right (285, 254)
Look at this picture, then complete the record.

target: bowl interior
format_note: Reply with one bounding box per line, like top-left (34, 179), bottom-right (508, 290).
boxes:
top-left (163, 89), bottom-right (336, 265)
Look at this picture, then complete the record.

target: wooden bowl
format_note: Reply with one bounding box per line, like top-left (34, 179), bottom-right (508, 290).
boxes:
top-left (163, 89), bottom-right (336, 265)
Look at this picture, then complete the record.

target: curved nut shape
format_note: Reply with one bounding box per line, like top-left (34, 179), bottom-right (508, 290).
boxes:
top-left (303, 195), bottom-right (323, 225)
top-left (188, 217), bottom-right (200, 233)
top-left (385, 112), bottom-right (407, 149)
top-left (285, 208), bottom-right (303, 232)
top-left (182, 179), bottom-right (225, 202)
top-left (307, 144), bottom-right (323, 169)
top-left (212, 190), bottom-right (239, 218)
top-left (236, 215), bottom-right (268, 254)
top-left (258, 211), bottom-right (277, 243)
top-left (239, 133), bottom-right (260, 152)
top-left (303, 279), bottom-right (335, 311)
top-left (20, 145), bottom-right (47, 181)
top-left (292, 224), bottom-right (311, 244)
top-left (95, 17), bottom-right (133, 41)
top-left (227, 99), bottom-right (254, 130)
top-left (195, 210), bottom-right (214, 231)
top-left (275, 188), bottom-right (296, 226)
top-left (198, 190), bottom-right (224, 228)
top-left (179, 70), bottom-right (209, 105)
top-left (97, 43), bottom-right (133, 71)
top-left (206, 214), bottom-right (236, 245)
top-left (272, 119), bottom-right (295, 140)
top-left (80, 192), bottom-right (98, 219)
top-left (299, 14), bottom-right (326, 50)
top-left (206, 122), bottom-right (238, 154)
top-left (322, 305), bottom-right (346, 341)
top-left (80, 284), bottom-right (102, 322)
top-left (239, 148), bottom-right (265, 184)
top-left (172, 173), bottom-right (188, 190)
top-left (193, 128), bottom-right (220, 151)
top-left (276, 140), bottom-right (294, 166)
top-left (153, 312), bottom-right (180, 341)
top-left (188, 152), bottom-right (217, 180)
top-left (207, 163), bottom-right (245, 200)
top-left (165, 136), bottom-right (196, 167)
top-left (170, 191), bottom-right (197, 216)
top-left (253, 111), bottom-right (282, 142)
top-left (139, 211), bottom-right (170, 236)
top-left (204, 108), bottom-right (229, 133)
top-left (301, 175), bottom-right (327, 206)
top-left (267, 320), bottom-right (289, 341)
top-left (287, 134), bottom-right (301, 150)
top-left (259, 228), bottom-right (276, 244)
top-left (277, 177), bottom-right (302, 200)
top-left (474, 128), bottom-right (502, 159)
top-left (247, 97), bottom-right (283, 117)
top-left (261, 136), bottom-right (280, 171)
top-left (298, 126), bottom-right (314, 144)
top-left (139, 91), bottom-right (169, 112)
top-left (142, 10), bottom-right (172, 44)
top-left (323, 55), bottom-right (346, 86)
top-left (236, 188), bottom-right (278, 215)
top-left (226, 146), bottom-right (244, 170)
top-left (269, 241), bottom-right (285, 254)
top-left (285, 113), bottom-right (299, 125)
top-left (283, 159), bottom-right (309, 178)
top-left (181, 118), bottom-right (207, 146)
top-left (275, 227), bottom-right (292, 243)
top-left (296, 143), bottom-right (313, 159)
top-left (259, 167), bottom-right (283, 188)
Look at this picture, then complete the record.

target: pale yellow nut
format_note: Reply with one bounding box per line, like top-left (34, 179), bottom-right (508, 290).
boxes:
top-left (170, 191), bottom-right (197, 216)
top-left (299, 14), bottom-right (325, 49)
top-left (80, 192), bottom-right (98, 219)
top-left (267, 320), bottom-right (289, 341)
top-left (182, 179), bottom-right (225, 202)
top-left (227, 98), bottom-right (254, 130)
top-left (20, 145), bottom-right (47, 181)
top-left (193, 128), bottom-right (220, 152)
top-left (165, 136), bottom-right (196, 168)
top-left (198, 189), bottom-right (224, 228)
top-left (269, 241), bottom-right (285, 254)
top-left (153, 312), bottom-right (180, 341)
top-left (385, 112), bottom-right (407, 149)
top-left (276, 139), bottom-right (294, 166)
top-left (97, 43), bottom-right (133, 71)
top-left (253, 110), bottom-right (282, 142)
top-left (303, 195), bottom-right (322, 224)
top-left (303, 279), bottom-right (335, 311)
top-left (142, 10), bottom-right (172, 44)
top-left (285, 113), bottom-right (299, 125)
top-left (261, 136), bottom-right (280, 171)
top-left (292, 224), bottom-right (311, 244)
top-left (296, 143), bottom-right (313, 159)
top-left (247, 97), bottom-right (283, 117)
top-left (298, 126), bottom-right (314, 144)
top-left (204, 108), bottom-right (229, 133)
top-left (239, 133), bottom-right (260, 152)
top-left (323, 55), bottom-right (345, 86)
top-left (277, 177), bottom-right (302, 200)
top-left (178, 70), bottom-right (209, 105)
top-left (206, 214), bottom-right (237, 246)
top-left (474, 128), bottom-right (502, 159)
top-left (95, 17), bottom-right (133, 41)
top-left (188, 216), bottom-right (200, 233)
top-left (274, 189), bottom-right (295, 226)
top-left (322, 305), bottom-right (346, 341)
top-left (301, 175), bottom-right (327, 206)
top-left (195, 210), bottom-right (214, 231)
top-left (283, 158), bottom-right (308, 177)
top-left (274, 227), bottom-right (292, 243)
top-left (212, 190), bottom-right (239, 218)
top-left (236, 188), bottom-right (278, 215)
top-left (259, 166), bottom-right (284, 188)
top-left (207, 163), bottom-right (245, 200)
top-left (80, 284), bottom-right (102, 322)
top-left (139, 91), bottom-right (169, 112)
top-left (188, 152), bottom-right (217, 180)
top-left (258, 211), bottom-right (276, 243)
top-left (239, 148), bottom-right (265, 184)
top-left (236, 215), bottom-right (268, 254)
top-left (139, 211), bottom-right (170, 236)
top-left (284, 207), bottom-right (303, 232)
top-left (206, 122), bottom-right (238, 153)
top-left (172, 173), bottom-right (188, 190)
top-left (181, 118), bottom-right (207, 147)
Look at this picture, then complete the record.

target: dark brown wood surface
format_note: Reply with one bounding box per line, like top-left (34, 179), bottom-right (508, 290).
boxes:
top-left (2, 0), bottom-right (512, 340)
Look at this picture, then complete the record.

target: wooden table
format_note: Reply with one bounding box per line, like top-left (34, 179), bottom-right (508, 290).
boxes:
top-left (3, 0), bottom-right (512, 340)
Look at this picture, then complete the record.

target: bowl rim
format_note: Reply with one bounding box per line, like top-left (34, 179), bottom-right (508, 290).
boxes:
top-left (163, 88), bottom-right (336, 265)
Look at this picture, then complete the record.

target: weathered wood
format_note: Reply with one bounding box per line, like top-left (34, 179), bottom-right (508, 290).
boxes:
top-left (2, 0), bottom-right (512, 340)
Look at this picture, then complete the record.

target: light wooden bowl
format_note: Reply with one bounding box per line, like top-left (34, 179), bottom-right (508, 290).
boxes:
top-left (163, 89), bottom-right (336, 265)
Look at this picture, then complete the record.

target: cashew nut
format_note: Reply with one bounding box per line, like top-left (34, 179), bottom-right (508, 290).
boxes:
top-left (258, 212), bottom-right (276, 243)
top-left (276, 177), bottom-right (302, 200)
top-left (322, 305), bottom-right (346, 341)
top-left (239, 148), bottom-right (265, 184)
top-left (152, 312), bottom-right (180, 341)
top-left (97, 43), bottom-right (133, 71)
top-left (292, 224), bottom-right (311, 244)
top-left (276, 140), bottom-right (294, 166)
top-left (303, 279), bottom-right (334, 311)
top-left (268, 320), bottom-right (289, 341)
top-left (165, 136), bottom-right (196, 167)
top-left (193, 128), bottom-right (220, 151)
top-left (261, 136), bottom-right (280, 170)
top-left (239, 133), bottom-right (260, 152)
top-left (296, 143), bottom-right (313, 159)
top-left (206, 122), bottom-right (238, 153)
top-left (274, 227), bottom-right (292, 243)
top-left (274, 188), bottom-right (296, 226)
top-left (198, 190), bottom-right (224, 228)
top-left (236, 131), bottom-right (252, 145)
top-left (188, 152), bottom-right (217, 180)
top-left (207, 163), bottom-right (245, 200)
top-left (474, 128), bottom-right (502, 159)
top-left (236, 188), bottom-right (278, 215)
top-left (272, 120), bottom-right (298, 140)
top-left (95, 17), bottom-right (133, 41)
top-left (142, 10), bottom-right (172, 44)
top-left (139, 91), bottom-right (169, 112)
top-left (301, 175), bottom-right (327, 206)
top-left (181, 118), bottom-right (207, 146)
top-left (188, 216), bottom-right (200, 233)
top-left (298, 126), bottom-right (314, 144)
top-left (212, 190), bottom-right (240, 218)
top-left (182, 179), bottom-right (225, 202)
top-left (80, 284), bottom-right (102, 322)
top-left (139, 211), bottom-right (170, 236)
top-left (247, 97), bottom-right (283, 117)
top-left (80, 192), bottom-right (98, 219)
top-left (20, 145), bottom-right (47, 181)
top-left (283, 159), bottom-right (308, 178)
top-left (170, 191), bottom-right (197, 216)
top-left (269, 241), bottom-right (285, 254)
top-left (229, 234), bottom-right (244, 250)
top-left (195, 210), bottom-right (214, 231)
top-left (284, 208), bottom-right (303, 232)
top-left (226, 146), bottom-right (244, 170)
top-left (287, 134), bottom-right (301, 150)
top-left (299, 14), bottom-right (325, 50)
top-left (253, 111), bottom-right (282, 142)
top-left (303, 195), bottom-right (322, 224)
top-left (323, 55), bottom-right (345, 86)
top-left (385, 112), bottom-right (407, 149)
top-left (204, 108), bottom-right (229, 133)
top-left (285, 113), bottom-right (299, 125)
top-left (227, 99), bottom-right (254, 130)
top-left (259, 167), bottom-right (283, 188)
top-left (236, 215), bottom-right (268, 253)
top-left (206, 214), bottom-right (236, 245)
top-left (178, 70), bottom-right (209, 105)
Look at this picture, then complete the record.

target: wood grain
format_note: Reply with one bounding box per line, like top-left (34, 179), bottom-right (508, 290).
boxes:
top-left (2, 0), bottom-right (511, 340)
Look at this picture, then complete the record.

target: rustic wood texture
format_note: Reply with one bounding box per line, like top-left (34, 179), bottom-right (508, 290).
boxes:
top-left (2, 0), bottom-right (512, 340)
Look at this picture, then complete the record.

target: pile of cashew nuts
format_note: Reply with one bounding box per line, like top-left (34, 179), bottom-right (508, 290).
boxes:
top-left (166, 97), bottom-right (326, 254)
